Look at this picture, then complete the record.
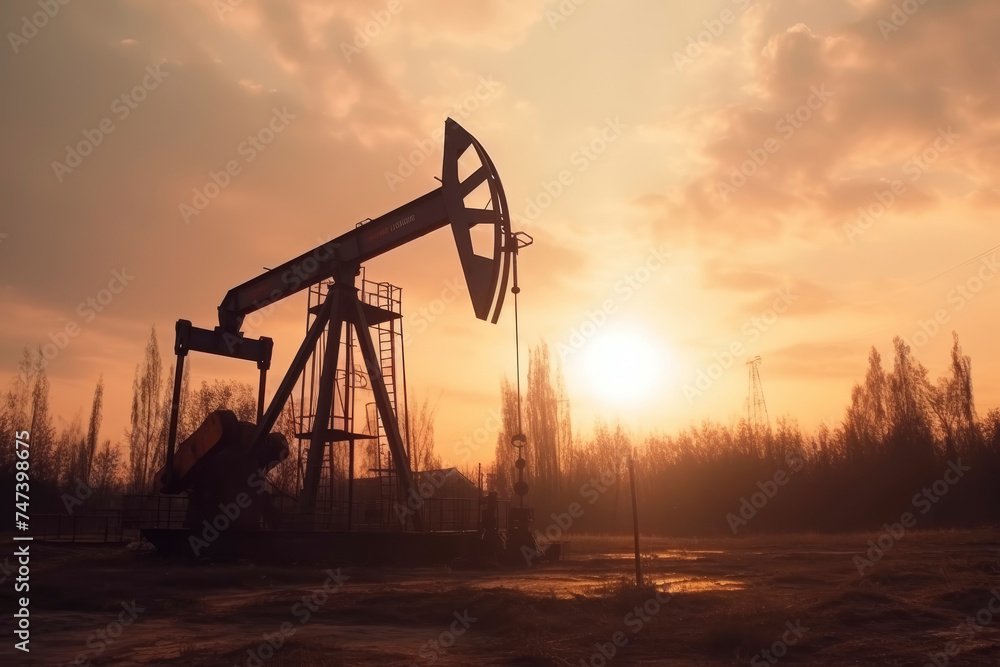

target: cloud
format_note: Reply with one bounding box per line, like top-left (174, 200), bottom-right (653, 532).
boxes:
top-left (4, 0), bottom-right (1000, 445)
top-left (642, 0), bottom-right (1000, 243)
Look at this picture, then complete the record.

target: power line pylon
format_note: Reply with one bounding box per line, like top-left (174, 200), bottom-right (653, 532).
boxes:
top-left (747, 356), bottom-right (769, 438)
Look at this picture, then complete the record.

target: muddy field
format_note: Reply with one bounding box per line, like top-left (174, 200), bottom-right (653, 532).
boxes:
top-left (6, 529), bottom-right (1000, 666)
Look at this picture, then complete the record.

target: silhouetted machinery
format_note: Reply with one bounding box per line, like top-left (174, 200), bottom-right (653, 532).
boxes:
top-left (154, 119), bottom-right (537, 562)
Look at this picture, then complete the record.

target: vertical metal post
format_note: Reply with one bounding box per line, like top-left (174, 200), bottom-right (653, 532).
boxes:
top-left (257, 367), bottom-right (267, 425)
top-left (348, 438), bottom-right (355, 530)
top-left (297, 287), bottom-right (313, 499)
top-left (302, 288), bottom-right (344, 514)
top-left (166, 323), bottom-right (188, 473)
top-left (248, 290), bottom-right (336, 469)
top-left (344, 315), bottom-right (355, 528)
top-left (352, 298), bottom-right (423, 531)
top-left (399, 296), bottom-right (412, 464)
top-left (629, 450), bottom-right (642, 587)
top-left (295, 438), bottom-right (302, 500)
top-left (256, 337), bottom-right (272, 426)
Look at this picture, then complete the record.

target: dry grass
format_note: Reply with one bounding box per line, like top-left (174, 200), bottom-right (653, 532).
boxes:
top-left (13, 528), bottom-right (1000, 665)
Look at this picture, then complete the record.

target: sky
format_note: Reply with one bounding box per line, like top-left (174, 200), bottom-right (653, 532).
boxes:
top-left (2, 0), bottom-right (999, 466)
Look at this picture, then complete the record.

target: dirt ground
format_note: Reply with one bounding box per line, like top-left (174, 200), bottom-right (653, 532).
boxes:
top-left (5, 529), bottom-right (1000, 666)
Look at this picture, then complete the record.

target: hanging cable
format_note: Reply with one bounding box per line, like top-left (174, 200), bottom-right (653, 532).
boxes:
top-left (509, 230), bottom-right (533, 434)
top-left (513, 244), bottom-right (523, 435)
top-left (508, 230), bottom-right (533, 508)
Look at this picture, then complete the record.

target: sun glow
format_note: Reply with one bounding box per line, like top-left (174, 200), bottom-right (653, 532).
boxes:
top-left (579, 328), bottom-right (670, 405)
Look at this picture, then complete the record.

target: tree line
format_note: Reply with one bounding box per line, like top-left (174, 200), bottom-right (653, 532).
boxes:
top-left (492, 334), bottom-right (1000, 535)
top-left (0, 327), bottom-right (441, 516)
top-left (0, 328), bottom-right (302, 514)
top-left (4, 327), bottom-right (998, 536)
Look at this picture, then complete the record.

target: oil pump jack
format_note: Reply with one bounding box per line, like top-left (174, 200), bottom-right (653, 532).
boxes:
top-left (155, 119), bottom-right (533, 553)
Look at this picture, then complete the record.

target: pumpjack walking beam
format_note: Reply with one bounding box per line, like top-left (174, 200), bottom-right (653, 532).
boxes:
top-left (163, 119), bottom-right (518, 530)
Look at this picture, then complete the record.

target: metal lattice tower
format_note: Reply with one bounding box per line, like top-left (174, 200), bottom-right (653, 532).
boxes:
top-left (295, 268), bottom-right (408, 529)
top-left (747, 356), bottom-right (770, 436)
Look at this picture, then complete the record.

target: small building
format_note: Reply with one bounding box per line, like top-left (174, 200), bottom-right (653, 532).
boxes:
top-left (353, 467), bottom-right (480, 504)
top-left (352, 468), bottom-right (481, 531)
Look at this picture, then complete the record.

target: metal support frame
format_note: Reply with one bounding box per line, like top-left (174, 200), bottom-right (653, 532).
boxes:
top-left (162, 120), bottom-right (520, 536)
top-left (166, 320), bottom-right (273, 477)
top-left (350, 293), bottom-right (421, 529)
top-left (292, 273), bottom-right (422, 529)
top-left (301, 286), bottom-right (344, 513)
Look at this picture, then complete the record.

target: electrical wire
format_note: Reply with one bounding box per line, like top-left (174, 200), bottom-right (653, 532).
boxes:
top-left (907, 242), bottom-right (1000, 290)
top-left (887, 241), bottom-right (1000, 299)
top-left (851, 240), bottom-right (1000, 341)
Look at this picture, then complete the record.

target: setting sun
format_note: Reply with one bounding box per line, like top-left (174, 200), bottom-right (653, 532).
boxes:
top-left (578, 327), bottom-right (670, 404)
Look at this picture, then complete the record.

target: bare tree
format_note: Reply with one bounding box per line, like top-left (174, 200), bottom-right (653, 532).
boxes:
top-left (85, 375), bottom-right (104, 481)
top-left (91, 439), bottom-right (124, 503)
top-left (28, 362), bottom-right (57, 485)
top-left (491, 378), bottom-right (520, 497)
top-left (525, 343), bottom-right (563, 513)
top-left (887, 336), bottom-right (935, 461)
top-left (404, 395), bottom-right (440, 472)
top-left (947, 332), bottom-right (977, 449)
top-left (128, 329), bottom-right (162, 495)
top-left (185, 378), bottom-right (256, 428)
top-left (843, 347), bottom-right (889, 459)
top-left (268, 397), bottom-right (300, 494)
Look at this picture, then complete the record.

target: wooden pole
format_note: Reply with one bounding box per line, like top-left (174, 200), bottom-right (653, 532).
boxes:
top-left (628, 450), bottom-right (642, 587)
